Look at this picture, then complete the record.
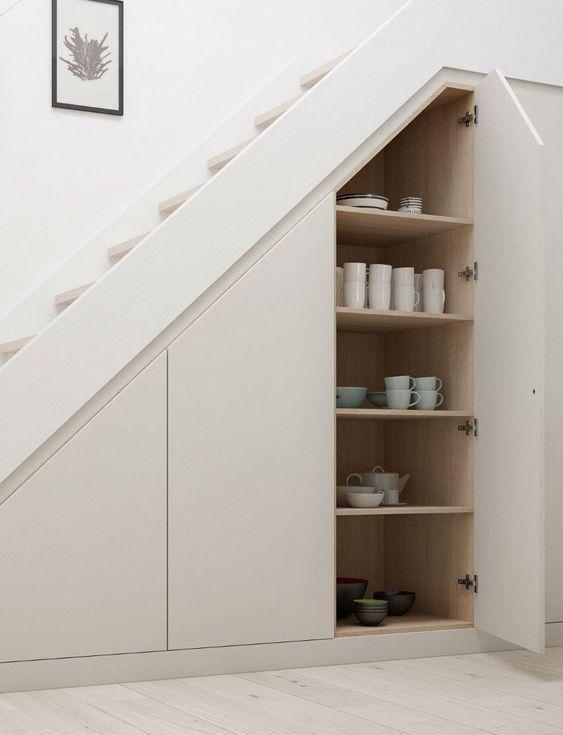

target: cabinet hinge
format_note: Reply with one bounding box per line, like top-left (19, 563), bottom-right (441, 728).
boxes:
top-left (458, 105), bottom-right (478, 127)
top-left (458, 261), bottom-right (478, 281)
top-left (457, 573), bottom-right (478, 593)
top-left (457, 419), bottom-right (478, 437)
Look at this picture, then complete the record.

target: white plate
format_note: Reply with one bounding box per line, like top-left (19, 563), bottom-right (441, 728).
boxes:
top-left (338, 197), bottom-right (388, 209)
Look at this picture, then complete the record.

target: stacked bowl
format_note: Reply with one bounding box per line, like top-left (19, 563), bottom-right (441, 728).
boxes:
top-left (353, 598), bottom-right (388, 626)
top-left (337, 193), bottom-right (389, 210)
top-left (399, 197), bottom-right (422, 214)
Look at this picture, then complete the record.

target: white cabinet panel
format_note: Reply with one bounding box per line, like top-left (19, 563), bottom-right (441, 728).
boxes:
top-left (474, 71), bottom-right (545, 652)
top-left (168, 195), bottom-right (335, 650)
top-left (0, 354), bottom-right (167, 662)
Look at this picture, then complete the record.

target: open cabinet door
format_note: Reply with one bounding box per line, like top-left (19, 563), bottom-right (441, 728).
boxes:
top-left (475, 70), bottom-right (545, 652)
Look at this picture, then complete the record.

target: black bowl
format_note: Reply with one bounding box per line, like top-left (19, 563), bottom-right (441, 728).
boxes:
top-left (337, 577), bottom-right (368, 619)
top-left (373, 590), bottom-right (415, 616)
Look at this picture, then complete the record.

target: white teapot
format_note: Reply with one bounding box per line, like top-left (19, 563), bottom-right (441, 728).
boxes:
top-left (361, 465), bottom-right (410, 504)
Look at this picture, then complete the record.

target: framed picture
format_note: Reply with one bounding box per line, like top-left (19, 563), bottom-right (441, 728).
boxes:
top-left (52, 0), bottom-right (123, 115)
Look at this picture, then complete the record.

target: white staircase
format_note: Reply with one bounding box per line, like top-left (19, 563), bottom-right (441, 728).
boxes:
top-left (0, 53), bottom-right (347, 361)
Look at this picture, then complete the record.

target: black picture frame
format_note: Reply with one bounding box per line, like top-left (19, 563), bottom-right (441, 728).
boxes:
top-left (52, 0), bottom-right (124, 116)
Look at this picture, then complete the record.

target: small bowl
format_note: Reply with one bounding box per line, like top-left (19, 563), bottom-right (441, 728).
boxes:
top-left (337, 577), bottom-right (368, 619)
top-left (337, 485), bottom-right (376, 507)
top-left (367, 391), bottom-right (388, 408)
top-left (345, 491), bottom-right (385, 508)
top-left (336, 387), bottom-right (367, 409)
top-left (373, 590), bottom-right (416, 616)
top-left (353, 609), bottom-right (387, 626)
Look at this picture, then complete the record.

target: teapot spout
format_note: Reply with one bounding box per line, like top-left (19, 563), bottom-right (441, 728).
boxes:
top-left (398, 474), bottom-right (411, 493)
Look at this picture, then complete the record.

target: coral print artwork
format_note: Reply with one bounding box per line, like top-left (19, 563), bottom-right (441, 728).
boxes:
top-left (52, 0), bottom-right (123, 115)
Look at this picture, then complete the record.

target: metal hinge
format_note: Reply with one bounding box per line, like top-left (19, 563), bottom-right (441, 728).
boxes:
top-left (457, 574), bottom-right (478, 593)
top-left (458, 261), bottom-right (478, 281)
top-left (458, 419), bottom-right (478, 437)
top-left (458, 105), bottom-right (478, 127)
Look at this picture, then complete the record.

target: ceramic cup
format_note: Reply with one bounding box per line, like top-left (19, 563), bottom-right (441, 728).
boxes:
top-left (393, 285), bottom-right (420, 312)
top-left (391, 267), bottom-right (415, 286)
top-left (416, 390), bottom-right (444, 410)
top-left (423, 268), bottom-right (444, 289)
top-left (386, 389), bottom-right (420, 409)
top-left (423, 286), bottom-right (445, 314)
top-left (384, 489), bottom-right (401, 505)
top-left (369, 263), bottom-right (392, 283)
top-left (385, 375), bottom-right (415, 391)
top-left (344, 262), bottom-right (367, 283)
top-left (414, 273), bottom-right (423, 312)
top-left (414, 376), bottom-right (443, 391)
top-left (336, 267), bottom-right (344, 307)
top-left (368, 282), bottom-right (391, 310)
top-left (344, 281), bottom-right (366, 308)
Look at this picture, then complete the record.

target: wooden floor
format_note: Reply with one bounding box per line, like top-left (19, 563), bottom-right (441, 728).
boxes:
top-left (1, 648), bottom-right (563, 734)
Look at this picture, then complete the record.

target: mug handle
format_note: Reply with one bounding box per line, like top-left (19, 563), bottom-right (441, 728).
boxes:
top-left (436, 378), bottom-right (443, 391)
top-left (436, 392), bottom-right (444, 407)
top-left (346, 473), bottom-right (363, 486)
top-left (409, 391), bottom-right (420, 407)
top-left (409, 377), bottom-right (416, 391)
top-left (369, 465), bottom-right (385, 473)
top-left (441, 290), bottom-right (446, 307)
top-left (413, 291), bottom-right (421, 307)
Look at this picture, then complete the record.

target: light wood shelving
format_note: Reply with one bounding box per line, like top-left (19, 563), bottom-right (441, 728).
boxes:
top-left (337, 307), bottom-right (473, 334)
top-left (335, 613), bottom-right (473, 638)
top-left (336, 206), bottom-right (472, 247)
top-left (336, 505), bottom-right (473, 516)
top-left (337, 409), bottom-right (472, 420)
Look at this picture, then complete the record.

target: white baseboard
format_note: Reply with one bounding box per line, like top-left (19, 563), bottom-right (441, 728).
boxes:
top-left (0, 627), bottom-right (516, 694)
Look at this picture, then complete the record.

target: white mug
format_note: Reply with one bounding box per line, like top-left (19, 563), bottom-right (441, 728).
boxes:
top-left (416, 390), bottom-right (444, 410)
top-left (344, 262), bottom-right (366, 283)
top-left (423, 287), bottom-right (445, 314)
top-left (423, 268), bottom-right (444, 289)
top-left (344, 281), bottom-right (366, 308)
top-left (386, 389), bottom-right (420, 410)
top-left (392, 267), bottom-right (415, 286)
top-left (393, 285), bottom-right (420, 312)
top-left (336, 267), bottom-right (344, 307)
top-left (369, 263), bottom-right (392, 283)
top-left (414, 273), bottom-right (423, 312)
top-left (384, 489), bottom-right (401, 505)
top-left (385, 375), bottom-right (415, 390)
top-left (414, 376), bottom-right (443, 391)
top-left (368, 282), bottom-right (391, 310)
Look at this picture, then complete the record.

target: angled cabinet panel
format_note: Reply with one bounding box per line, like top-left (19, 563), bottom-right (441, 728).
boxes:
top-left (168, 195), bottom-right (335, 650)
top-left (474, 71), bottom-right (545, 652)
top-left (0, 354), bottom-right (167, 663)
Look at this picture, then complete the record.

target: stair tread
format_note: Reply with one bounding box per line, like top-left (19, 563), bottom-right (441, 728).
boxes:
top-left (107, 232), bottom-right (151, 259)
top-left (0, 335), bottom-right (34, 355)
top-left (300, 52), bottom-right (349, 88)
top-left (55, 282), bottom-right (93, 306)
top-left (159, 185), bottom-right (201, 215)
top-left (255, 94), bottom-right (303, 128)
top-left (207, 138), bottom-right (255, 171)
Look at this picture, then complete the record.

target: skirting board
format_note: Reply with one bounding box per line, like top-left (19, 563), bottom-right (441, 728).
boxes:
top-left (0, 626), bottom-right (528, 694)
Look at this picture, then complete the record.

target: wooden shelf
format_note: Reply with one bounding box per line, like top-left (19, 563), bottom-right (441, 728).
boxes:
top-left (337, 409), bottom-right (472, 420)
top-left (336, 505), bottom-right (473, 516)
top-left (336, 613), bottom-right (473, 638)
top-left (336, 307), bottom-right (473, 334)
top-left (336, 205), bottom-right (472, 247)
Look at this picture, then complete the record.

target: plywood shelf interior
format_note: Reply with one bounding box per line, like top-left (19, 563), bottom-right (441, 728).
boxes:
top-left (336, 613), bottom-right (473, 638)
top-left (336, 505), bottom-right (473, 517)
top-left (337, 409), bottom-right (472, 420)
top-left (336, 307), bottom-right (473, 334)
top-left (336, 206), bottom-right (472, 247)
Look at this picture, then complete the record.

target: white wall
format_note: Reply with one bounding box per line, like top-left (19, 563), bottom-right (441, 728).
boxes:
top-left (0, 0), bottom-right (403, 318)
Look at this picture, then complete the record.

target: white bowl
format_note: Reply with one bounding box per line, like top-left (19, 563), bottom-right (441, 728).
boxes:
top-left (345, 491), bottom-right (385, 508)
top-left (337, 485), bottom-right (377, 506)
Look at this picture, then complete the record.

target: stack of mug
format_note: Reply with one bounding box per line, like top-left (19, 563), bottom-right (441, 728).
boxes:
top-left (391, 267), bottom-right (420, 312)
top-left (343, 262), bottom-right (367, 308)
top-left (422, 269), bottom-right (445, 314)
top-left (384, 375), bottom-right (444, 410)
top-left (368, 264), bottom-right (392, 310)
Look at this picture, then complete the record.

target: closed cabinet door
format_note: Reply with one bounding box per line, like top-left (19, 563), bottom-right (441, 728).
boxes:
top-left (474, 71), bottom-right (545, 652)
top-left (0, 354), bottom-right (167, 662)
top-left (168, 195), bottom-right (335, 650)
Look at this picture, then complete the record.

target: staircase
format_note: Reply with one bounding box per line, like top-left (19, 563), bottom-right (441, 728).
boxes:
top-left (0, 53), bottom-right (346, 361)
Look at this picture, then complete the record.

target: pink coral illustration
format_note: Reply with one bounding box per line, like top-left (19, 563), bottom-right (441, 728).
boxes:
top-left (60, 27), bottom-right (112, 81)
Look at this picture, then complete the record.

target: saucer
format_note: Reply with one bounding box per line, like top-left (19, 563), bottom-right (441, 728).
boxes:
top-left (382, 502), bottom-right (407, 506)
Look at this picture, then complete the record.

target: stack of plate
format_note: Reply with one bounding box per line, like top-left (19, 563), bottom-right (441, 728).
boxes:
top-left (337, 193), bottom-right (389, 210)
top-left (399, 197), bottom-right (422, 214)
top-left (352, 598), bottom-right (388, 626)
